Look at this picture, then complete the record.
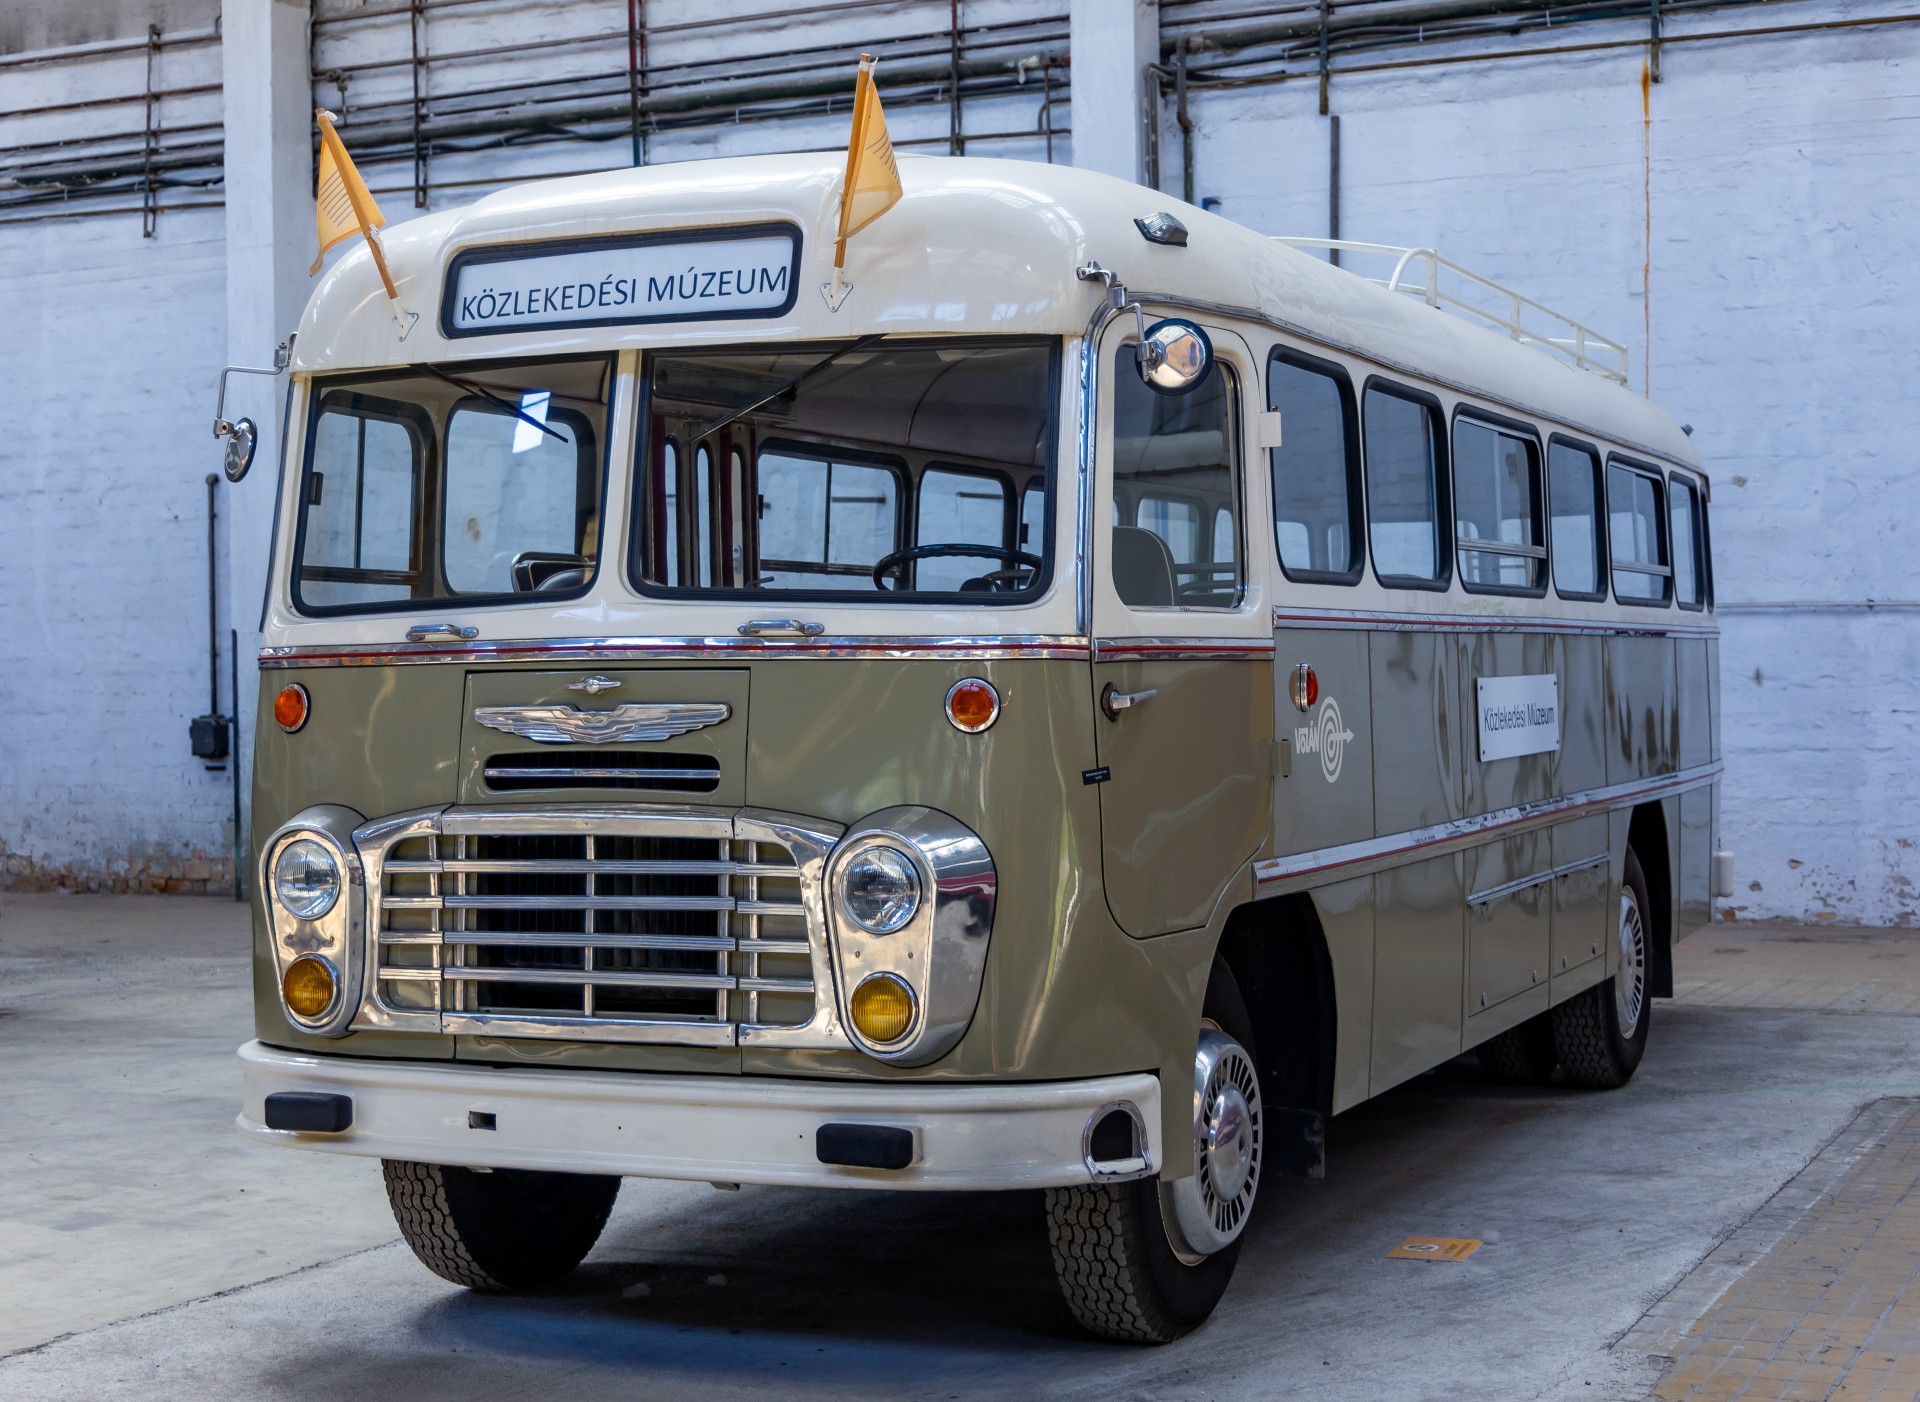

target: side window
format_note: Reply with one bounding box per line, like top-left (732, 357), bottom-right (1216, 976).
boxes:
top-left (302, 402), bottom-right (424, 607)
top-left (1110, 344), bottom-right (1243, 609)
top-left (693, 444), bottom-right (717, 588)
top-left (1019, 483), bottom-right (1047, 556)
top-left (1363, 383), bottom-right (1447, 587)
top-left (1607, 461), bottom-right (1670, 604)
top-left (1452, 415), bottom-right (1544, 594)
top-left (916, 467), bottom-right (1010, 591)
top-left (1547, 439), bottom-right (1605, 599)
top-left (1670, 475), bottom-right (1704, 608)
top-left (756, 448), bottom-right (900, 590)
top-left (1268, 351), bottom-right (1361, 582)
top-left (659, 439), bottom-right (681, 587)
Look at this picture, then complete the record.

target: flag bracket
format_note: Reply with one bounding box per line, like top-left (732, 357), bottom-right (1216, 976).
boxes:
top-left (819, 273), bottom-right (853, 312)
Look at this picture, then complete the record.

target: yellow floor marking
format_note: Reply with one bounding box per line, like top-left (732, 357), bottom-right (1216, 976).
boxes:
top-left (1388, 1236), bottom-right (1483, 1262)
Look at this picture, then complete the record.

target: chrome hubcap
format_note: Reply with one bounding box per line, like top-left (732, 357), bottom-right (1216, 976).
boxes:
top-left (1163, 1027), bottom-right (1263, 1263)
top-left (1616, 887), bottom-right (1647, 1037)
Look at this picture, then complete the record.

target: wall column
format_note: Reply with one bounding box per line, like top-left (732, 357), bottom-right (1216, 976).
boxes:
top-left (221, 0), bottom-right (312, 869)
top-left (1069, 0), bottom-right (1158, 186)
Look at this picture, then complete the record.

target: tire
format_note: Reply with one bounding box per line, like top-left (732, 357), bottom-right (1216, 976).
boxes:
top-left (382, 1159), bottom-right (621, 1291)
top-left (1045, 962), bottom-right (1258, 1343)
top-left (1476, 1011), bottom-right (1559, 1086)
top-left (1552, 846), bottom-right (1653, 1089)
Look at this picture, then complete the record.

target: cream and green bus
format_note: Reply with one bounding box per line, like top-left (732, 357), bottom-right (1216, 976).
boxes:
top-left (233, 153), bottom-right (1726, 1342)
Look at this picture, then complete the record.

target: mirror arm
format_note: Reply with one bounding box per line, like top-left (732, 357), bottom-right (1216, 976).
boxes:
top-left (213, 336), bottom-right (294, 439)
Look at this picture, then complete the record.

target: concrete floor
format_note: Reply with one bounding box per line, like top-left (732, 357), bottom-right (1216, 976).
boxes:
top-left (3, 896), bottom-right (1919, 1401)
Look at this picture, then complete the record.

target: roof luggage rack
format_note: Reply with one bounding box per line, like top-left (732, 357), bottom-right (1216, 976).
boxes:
top-left (1275, 238), bottom-right (1630, 386)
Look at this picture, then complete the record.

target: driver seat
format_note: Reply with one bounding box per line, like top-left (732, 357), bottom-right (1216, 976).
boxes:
top-left (1111, 525), bottom-right (1176, 607)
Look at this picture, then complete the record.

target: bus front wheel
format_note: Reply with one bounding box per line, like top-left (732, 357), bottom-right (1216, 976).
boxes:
top-left (1552, 846), bottom-right (1654, 1088)
top-left (1045, 962), bottom-right (1261, 1343)
top-left (382, 1159), bottom-right (620, 1291)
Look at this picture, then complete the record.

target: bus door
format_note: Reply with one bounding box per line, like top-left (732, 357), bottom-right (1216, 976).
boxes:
top-left (1090, 323), bottom-right (1271, 938)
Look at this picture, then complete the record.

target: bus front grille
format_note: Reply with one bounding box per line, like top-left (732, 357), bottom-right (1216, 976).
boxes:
top-left (361, 808), bottom-right (843, 1048)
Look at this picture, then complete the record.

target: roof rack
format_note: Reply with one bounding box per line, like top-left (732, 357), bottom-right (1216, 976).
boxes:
top-left (1274, 238), bottom-right (1630, 386)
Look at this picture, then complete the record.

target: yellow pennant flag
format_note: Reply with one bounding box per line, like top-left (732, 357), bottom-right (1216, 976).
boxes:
top-left (311, 109), bottom-right (397, 300)
top-left (834, 54), bottom-right (903, 270)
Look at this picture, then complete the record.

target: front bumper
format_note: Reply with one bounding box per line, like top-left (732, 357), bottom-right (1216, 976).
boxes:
top-left (236, 1041), bottom-right (1160, 1191)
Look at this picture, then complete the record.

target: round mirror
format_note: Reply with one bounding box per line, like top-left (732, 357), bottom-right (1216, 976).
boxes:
top-left (223, 417), bottom-right (257, 483)
top-left (1137, 318), bottom-right (1214, 395)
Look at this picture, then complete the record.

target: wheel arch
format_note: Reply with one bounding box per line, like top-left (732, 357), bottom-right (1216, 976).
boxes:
top-left (1629, 801), bottom-right (1675, 999)
top-left (1213, 892), bottom-right (1337, 1176)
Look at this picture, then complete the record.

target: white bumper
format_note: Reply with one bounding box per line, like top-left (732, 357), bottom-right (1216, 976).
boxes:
top-left (236, 1041), bottom-right (1160, 1191)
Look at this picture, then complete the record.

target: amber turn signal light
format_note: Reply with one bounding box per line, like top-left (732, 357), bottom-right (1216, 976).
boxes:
top-left (945, 678), bottom-right (1000, 733)
top-left (849, 973), bottom-right (916, 1045)
top-left (274, 683), bottom-right (310, 733)
top-left (282, 955), bottom-right (337, 1020)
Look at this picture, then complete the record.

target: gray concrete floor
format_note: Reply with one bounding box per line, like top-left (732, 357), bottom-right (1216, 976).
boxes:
top-left (3, 894), bottom-right (1919, 1400)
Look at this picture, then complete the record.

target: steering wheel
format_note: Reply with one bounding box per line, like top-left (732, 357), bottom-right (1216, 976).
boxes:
top-left (871, 543), bottom-right (1042, 591)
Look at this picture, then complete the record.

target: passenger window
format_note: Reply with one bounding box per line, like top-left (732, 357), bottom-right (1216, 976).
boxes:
top-left (1110, 345), bottom-right (1243, 609)
top-left (693, 445), bottom-right (717, 588)
top-left (660, 440), bottom-right (681, 587)
top-left (1268, 352), bottom-right (1360, 582)
top-left (756, 449), bottom-right (900, 591)
top-left (1363, 384), bottom-right (1446, 586)
top-left (1607, 462), bottom-right (1669, 603)
top-left (1548, 440), bottom-right (1604, 598)
top-left (1452, 416), bottom-right (1544, 594)
top-left (1671, 475), bottom-right (1704, 608)
top-left (302, 404), bottom-right (422, 607)
top-left (1020, 484), bottom-right (1047, 555)
top-left (917, 467), bottom-right (1010, 592)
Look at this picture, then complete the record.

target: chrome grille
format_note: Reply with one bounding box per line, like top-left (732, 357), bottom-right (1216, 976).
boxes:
top-left (358, 807), bottom-right (844, 1048)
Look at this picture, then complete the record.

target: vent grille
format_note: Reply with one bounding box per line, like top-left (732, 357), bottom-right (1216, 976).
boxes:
top-left (367, 812), bottom-right (832, 1046)
top-left (482, 751), bottom-right (721, 793)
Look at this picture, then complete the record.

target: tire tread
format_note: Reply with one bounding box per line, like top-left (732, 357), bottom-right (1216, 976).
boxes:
top-left (1044, 1183), bottom-right (1187, 1344)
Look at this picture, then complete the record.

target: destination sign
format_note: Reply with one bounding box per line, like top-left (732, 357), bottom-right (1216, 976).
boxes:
top-left (1476, 673), bottom-right (1560, 762)
top-left (443, 225), bottom-right (801, 336)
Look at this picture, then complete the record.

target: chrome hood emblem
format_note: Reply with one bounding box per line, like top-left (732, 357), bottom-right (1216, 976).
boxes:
top-left (473, 702), bottom-right (732, 745)
top-left (567, 675), bottom-right (623, 696)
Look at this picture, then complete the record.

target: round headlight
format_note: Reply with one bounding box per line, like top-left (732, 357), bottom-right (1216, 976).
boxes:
top-left (274, 838), bottom-right (341, 920)
top-left (838, 845), bottom-right (921, 934)
top-left (282, 955), bottom-right (338, 1020)
top-left (849, 973), bottom-right (917, 1044)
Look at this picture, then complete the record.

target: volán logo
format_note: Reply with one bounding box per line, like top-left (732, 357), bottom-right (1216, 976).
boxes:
top-left (1294, 696), bottom-right (1356, 784)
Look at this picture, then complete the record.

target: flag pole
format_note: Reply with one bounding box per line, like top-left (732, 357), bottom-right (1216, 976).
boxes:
top-left (316, 111), bottom-right (400, 302)
top-left (826, 53), bottom-right (878, 308)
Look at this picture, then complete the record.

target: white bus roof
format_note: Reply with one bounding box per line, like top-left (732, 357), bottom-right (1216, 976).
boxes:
top-left (296, 152), bottom-right (1700, 471)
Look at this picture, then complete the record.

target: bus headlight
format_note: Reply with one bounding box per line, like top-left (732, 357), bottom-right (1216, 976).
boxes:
top-left (837, 845), bottom-right (921, 933)
top-left (258, 806), bottom-right (366, 1037)
top-left (273, 839), bottom-right (341, 920)
top-left (825, 809), bottom-right (996, 1066)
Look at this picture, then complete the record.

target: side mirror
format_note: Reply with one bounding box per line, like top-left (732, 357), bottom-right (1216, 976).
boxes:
top-left (223, 417), bottom-right (258, 483)
top-left (1137, 318), bottom-right (1214, 395)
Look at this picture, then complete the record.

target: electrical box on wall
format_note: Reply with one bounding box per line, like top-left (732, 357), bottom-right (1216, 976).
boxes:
top-left (191, 714), bottom-right (230, 762)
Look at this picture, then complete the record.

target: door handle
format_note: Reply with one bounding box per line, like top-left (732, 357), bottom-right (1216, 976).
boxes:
top-left (736, 619), bottom-right (826, 637)
top-left (405, 621), bottom-right (479, 642)
top-left (1100, 683), bottom-right (1158, 721)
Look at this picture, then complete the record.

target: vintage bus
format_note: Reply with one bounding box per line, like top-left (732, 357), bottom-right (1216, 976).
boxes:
top-left (232, 153), bottom-right (1726, 1342)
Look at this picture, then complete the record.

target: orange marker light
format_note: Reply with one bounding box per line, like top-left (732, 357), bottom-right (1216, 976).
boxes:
top-left (1289, 664), bottom-right (1319, 713)
top-left (274, 683), bottom-right (310, 733)
top-left (945, 678), bottom-right (1000, 733)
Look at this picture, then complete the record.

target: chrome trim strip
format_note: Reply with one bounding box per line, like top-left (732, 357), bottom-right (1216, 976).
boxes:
top-left (261, 635), bottom-right (1094, 668)
top-left (481, 766), bottom-right (720, 782)
top-left (1096, 636), bottom-right (1277, 662)
top-left (1271, 606), bottom-right (1719, 639)
top-left (1255, 761), bottom-right (1723, 893)
top-left (1467, 853), bottom-right (1609, 907)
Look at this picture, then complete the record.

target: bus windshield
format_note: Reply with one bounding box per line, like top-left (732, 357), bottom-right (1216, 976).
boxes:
top-left (632, 339), bottom-right (1057, 601)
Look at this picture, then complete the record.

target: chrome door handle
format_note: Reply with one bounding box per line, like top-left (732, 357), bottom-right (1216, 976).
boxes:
top-left (405, 621), bottom-right (479, 642)
top-left (1100, 683), bottom-right (1158, 720)
top-left (736, 619), bottom-right (826, 637)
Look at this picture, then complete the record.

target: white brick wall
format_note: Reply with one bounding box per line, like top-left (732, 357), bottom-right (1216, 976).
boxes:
top-left (3, 0), bottom-right (1914, 919)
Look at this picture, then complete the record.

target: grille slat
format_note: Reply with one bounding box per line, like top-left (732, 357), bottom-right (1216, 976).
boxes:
top-left (368, 815), bottom-right (821, 1043)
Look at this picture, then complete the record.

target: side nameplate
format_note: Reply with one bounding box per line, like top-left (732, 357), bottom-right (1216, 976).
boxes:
top-left (1476, 673), bottom-right (1559, 762)
top-left (442, 224), bottom-right (802, 337)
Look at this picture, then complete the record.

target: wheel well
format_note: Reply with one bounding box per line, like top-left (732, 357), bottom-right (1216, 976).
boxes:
top-left (1630, 802), bottom-right (1674, 998)
top-left (1216, 894), bottom-right (1337, 1118)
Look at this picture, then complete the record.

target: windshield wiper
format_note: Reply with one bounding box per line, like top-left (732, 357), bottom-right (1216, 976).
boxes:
top-left (693, 334), bottom-right (886, 440)
top-left (412, 364), bottom-right (568, 443)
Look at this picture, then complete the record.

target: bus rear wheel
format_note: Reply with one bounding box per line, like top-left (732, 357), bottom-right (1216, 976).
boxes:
top-left (1045, 962), bottom-right (1261, 1343)
top-left (382, 1159), bottom-right (621, 1291)
top-left (1552, 846), bottom-right (1653, 1088)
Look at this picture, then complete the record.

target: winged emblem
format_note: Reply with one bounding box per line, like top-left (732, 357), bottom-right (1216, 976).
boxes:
top-left (473, 702), bottom-right (732, 745)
